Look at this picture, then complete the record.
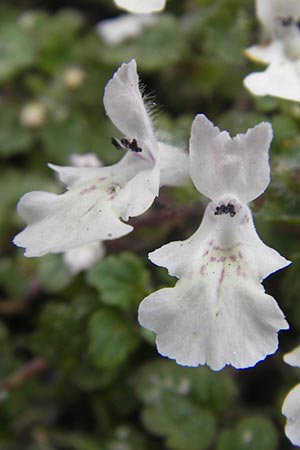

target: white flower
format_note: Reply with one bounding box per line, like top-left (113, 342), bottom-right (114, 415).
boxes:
top-left (244, 0), bottom-right (300, 102)
top-left (284, 345), bottom-right (300, 367)
top-left (138, 114), bottom-right (290, 371)
top-left (282, 345), bottom-right (300, 447)
top-left (14, 60), bottom-right (189, 257)
top-left (97, 14), bottom-right (157, 46)
top-left (113, 0), bottom-right (166, 14)
top-left (20, 102), bottom-right (47, 128)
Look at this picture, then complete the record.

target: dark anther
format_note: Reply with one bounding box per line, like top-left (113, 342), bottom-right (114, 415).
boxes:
top-left (296, 19), bottom-right (300, 30)
top-left (128, 138), bottom-right (143, 153)
top-left (228, 203), bottom-right (236, 217)
top-left (214, 203), bottom-right (236, 217)
top-left (112, 137), bottom-right (143, 153)
top-left (120, 138), bottom-right (131, 149)
top-left (111, 137), bottom-right (123, 151)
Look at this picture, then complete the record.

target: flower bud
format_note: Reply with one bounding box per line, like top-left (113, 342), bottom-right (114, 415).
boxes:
top-left (20, 102), bottom-right (47, 128)
top-left (63, 67), bottom-right (85, 90)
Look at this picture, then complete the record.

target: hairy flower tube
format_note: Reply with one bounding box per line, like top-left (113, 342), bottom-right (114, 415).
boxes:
top-left (113, 0), bottom-right (166, 14)
top-left (14, 60), bottom-right (188, 257)
top-left (282, 345), bottom-right (300, 447)
top-left (138, 114), bottom-right (290, 371)
top-left (244, 0), bottom-right (300, 101)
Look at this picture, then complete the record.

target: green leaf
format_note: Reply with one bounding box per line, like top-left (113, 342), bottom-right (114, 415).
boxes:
top-left (88, 309), bottom-right (140, 369)
top-left (0, 257), bottom-right (28, 298)
top-left (135, 360), bottom-right (236, 413)
top-left (142, 394), bottom-right (216, 450)
top-left (37, 254), bottom-right (73, 293)
top-left (0, 104), bottom-right (34, 157)
top-left (203, 11), bottom-right (250, 64)
top-left (42, 111), bottom-right (93, 163)
top-left (0, 20), bottom-right (36, 82)
top-left (271, 114), bottom-right (299, 152)
top-left (106, 425), bottom-right (149, 450)
top-left (217, 416), bottom-right (278, 450)
top-left (71, 358), bottom-right (119, 391)
top-left (99, 15), bottom-right (185, 72)
top-left (33, 9), bottom-right (84, 73)
top-left (31, 303), bottom-right (84, 366)
top-left (86, 252), bottom-right (151, 311)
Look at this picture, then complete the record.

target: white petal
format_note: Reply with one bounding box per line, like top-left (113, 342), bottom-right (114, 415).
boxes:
top-left (48, 163), bottom-right (108, 189)
top-left (139, 280), bottom-right (288, 371)
top-left (256, 0), bottom-right (300, 32)
top-left (139, 203), bottom-right (290, 370)
top-left (116, 163), bottom-right (160, 220)
top-left (64, 241), bottom-right (105, 274)
top-left (158, 142), bottom-right (190, 187)
top-left (150, 203), bottom-right (290, 284)
top-left (189, 114), bottom-right (272, 203)
top-left (244, 60), bottom-right (300, 102)
top-left (97, 14), bottom-right (156, 46)
top-left (284, 345), bottom-right (300, 367)
top-left (282, 383), bottom-right (300, 446)
top-left (245, 41), bottom-right (285, 64)
top-left (103, 60), bottom-right (156, 146)
top-left (14, 152), bottom-right (160, 256)
top-left (14, 188), bottom-right (133, 256)
top-left (114, 0), bottom-right (166, 14)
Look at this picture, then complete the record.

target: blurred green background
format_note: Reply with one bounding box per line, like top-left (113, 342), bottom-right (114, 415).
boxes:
top-left (1, 0), bottom-right (300, 449)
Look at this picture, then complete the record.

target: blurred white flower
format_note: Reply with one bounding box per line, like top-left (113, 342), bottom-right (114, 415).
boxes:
top-left (139, 114), bottom-right (290, 371)
top-left (69, 153), bottom-right (103, 168)
top-left (20, 102), bottom-right (47, 128)
top-left (113, 0), bottom-right (166, 14)
top-left (63, 241), bottom-right (105, 274)
top-left (282, 345), bottom-right (300, 446)
top-left (244, 0), bottom-right (300, 101)
top-left (14, 60), bottom-right (189, 257)
top-left (63, 67), bottom-right (85, 89)
top-left (97, 14), bottom-right (156, 46)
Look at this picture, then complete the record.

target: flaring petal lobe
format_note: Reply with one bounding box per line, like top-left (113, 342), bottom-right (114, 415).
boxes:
top-left (103, 59), bottom-right (155, 143)
top-left (282, 383), bottom-right (300, 446)
top-left (189, 114), bottom-right (272, 203)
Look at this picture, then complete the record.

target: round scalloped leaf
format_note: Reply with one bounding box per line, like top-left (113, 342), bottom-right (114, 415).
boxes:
top-left (0, 21), bottom-right (36, 82)
top-left (86, 252), bottom-right (151, 311)
top-left (135, 359), bottom-right (236, 413)
top-left (217, 416), bottom-right (278, 450)
top-left (142, 394), bottom-right (216, 450)
top-left (88, 308), bottom-right (140, 369)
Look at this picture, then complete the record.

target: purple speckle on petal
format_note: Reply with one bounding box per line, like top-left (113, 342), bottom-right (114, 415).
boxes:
top-left (80, 185), bottom-right (97, 195)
